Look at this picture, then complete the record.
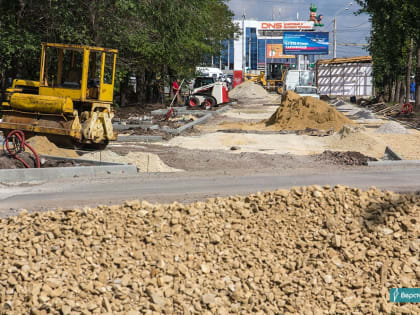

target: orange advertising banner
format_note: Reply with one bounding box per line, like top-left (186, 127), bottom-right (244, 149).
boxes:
top-left (266, 44), bottom-right (295, 59)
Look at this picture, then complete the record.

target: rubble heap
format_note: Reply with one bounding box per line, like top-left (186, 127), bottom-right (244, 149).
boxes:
top-left (266, 91), bottom-right (353, 131)
top-left (0, 186), bottom-right (419, 314)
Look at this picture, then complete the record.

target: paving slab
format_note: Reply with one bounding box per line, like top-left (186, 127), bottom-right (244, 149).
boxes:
top-left (113, 123), bottom-right (158, 131)
top-left (330, 100), bottom-right (382, 123)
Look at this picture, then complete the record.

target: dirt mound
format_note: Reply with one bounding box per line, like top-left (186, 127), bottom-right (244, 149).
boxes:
top-left (82, 150), bottom-right (183, 172)
top-left (315, 150), bottom-right (378, 165)
top-left (0, 186), bottom-right (419, 314)
top-left (266, 90), bottom-right (354, 131)
top-left (229, 81), bottom-right (270, 100)
top-left (26, 136), bottom-right (79, 158)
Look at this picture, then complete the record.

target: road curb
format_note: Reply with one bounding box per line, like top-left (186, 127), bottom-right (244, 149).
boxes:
top-left (151, 104), bottom-right (231, 117)
top-left (368, 160), bottom-right (420, 167)
top-left (166, 113), bottom-right (213, 135)
top-left (164, 105), bottom-right (231, 135)
top-left (116, 135), bottom-right (163, 143)
top-left (0, 156), bottom-right (138, 184)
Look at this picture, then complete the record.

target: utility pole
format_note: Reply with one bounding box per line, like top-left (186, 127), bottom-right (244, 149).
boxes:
top-left (331, 3), bottom-right (352, 59)
top-left (333, 17), bottom-right (337, 59)
top-left (242, 9), bottom-right (246, 76)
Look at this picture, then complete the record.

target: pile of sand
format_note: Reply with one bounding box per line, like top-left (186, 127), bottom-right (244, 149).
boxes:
top-left (229, 81), bottom-right (271, 100)
top-left (82, 150), bottom-right (183, 173)
top-left (26, 136), bottom-right (79, 158)
top-left (266, 91), bottom-right (354, 131)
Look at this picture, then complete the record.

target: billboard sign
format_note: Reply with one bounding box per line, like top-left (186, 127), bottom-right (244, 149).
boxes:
top-left (266, 44), bottom-right (295, 59)
top-left (283, 32), bottom-right (329, 55)
top-left (260, 21), bottom-right (314, 31)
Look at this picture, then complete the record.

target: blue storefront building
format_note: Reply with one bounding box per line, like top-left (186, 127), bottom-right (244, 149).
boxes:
top-left (214, 20), bottom-right (317, 74)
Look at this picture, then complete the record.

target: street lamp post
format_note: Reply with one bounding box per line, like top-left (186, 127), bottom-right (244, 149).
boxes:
top-left (333, 2), bottom-right (353, 59)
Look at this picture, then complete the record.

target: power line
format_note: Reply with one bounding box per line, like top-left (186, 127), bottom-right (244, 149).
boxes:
top-left (339, 21), bottom-right (371, 29)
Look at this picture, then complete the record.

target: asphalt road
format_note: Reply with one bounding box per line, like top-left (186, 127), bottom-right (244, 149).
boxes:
top-left (1, 166), bottom-right (420, 216)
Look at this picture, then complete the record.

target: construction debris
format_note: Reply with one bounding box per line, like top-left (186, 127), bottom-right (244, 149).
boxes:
top-left (0, 186), bottom-right (418, 314)
top-left (266, 91), bottom-right (353, 131)
top-left (314, 150), bottom-right (378, 165)
top-left (0, 152), bottom-right (93, 169)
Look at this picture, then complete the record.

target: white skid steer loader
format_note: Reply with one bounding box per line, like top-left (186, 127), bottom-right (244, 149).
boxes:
top-left (186, 82), bottom-right (229, 109)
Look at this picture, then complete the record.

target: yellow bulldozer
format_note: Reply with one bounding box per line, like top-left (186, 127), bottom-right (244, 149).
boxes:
top-left (0, 43), bottom-right (118, 148)
top-left (244, 69), bottom-right (287, 94)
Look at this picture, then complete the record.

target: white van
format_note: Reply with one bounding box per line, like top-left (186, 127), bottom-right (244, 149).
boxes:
top-left (283, 70), bottom-right (316, 93)
top-left (196, 67), bottom-right (223, 81)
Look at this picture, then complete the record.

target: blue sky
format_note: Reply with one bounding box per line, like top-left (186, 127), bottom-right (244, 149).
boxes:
top-left (227, 0), bottom-right (371, 58)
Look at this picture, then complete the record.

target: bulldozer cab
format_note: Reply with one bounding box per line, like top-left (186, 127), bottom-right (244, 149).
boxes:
top-left (39, 43), bottom-right (117, 103)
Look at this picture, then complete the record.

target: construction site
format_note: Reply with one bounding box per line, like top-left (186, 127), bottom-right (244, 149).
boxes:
top-left (1, 66), bottom-right (420, 313)
top-left (0, 0), bottom-right (420, 313)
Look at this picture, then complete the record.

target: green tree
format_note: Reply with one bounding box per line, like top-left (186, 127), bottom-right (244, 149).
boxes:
top-left (356, 0), bottom-right (420, 106)
top-left (0, 0), bottom-right (237, 104)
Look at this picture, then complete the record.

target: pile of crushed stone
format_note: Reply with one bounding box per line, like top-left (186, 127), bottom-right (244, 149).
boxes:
top-left (375, 121), bottom-right (409, 134)
top-left (26, 136), bottom-right (79, 158)
top-left (266, 91), bottom-right (353, 131)
top-left (0, 186), bottom-right (419, 314)
top-left (229, 81), bottom-right (271, 101)
top-left (315, 150), bottom-right (378, 165)
top-left (82, 150), bottom-right (183, 173)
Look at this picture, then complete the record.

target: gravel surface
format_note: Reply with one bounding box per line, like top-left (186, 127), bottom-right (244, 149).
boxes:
top-left (375, 121), bottom-right (409, 134)
top-left (0, 186), bottom-right (418, 314)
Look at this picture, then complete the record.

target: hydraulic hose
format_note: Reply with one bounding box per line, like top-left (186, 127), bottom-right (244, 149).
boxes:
top-left (4, 130), bottom-right (40, 168)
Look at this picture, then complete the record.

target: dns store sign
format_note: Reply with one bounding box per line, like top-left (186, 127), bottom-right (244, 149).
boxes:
top-left (260, 21), bottom-right (314, 31)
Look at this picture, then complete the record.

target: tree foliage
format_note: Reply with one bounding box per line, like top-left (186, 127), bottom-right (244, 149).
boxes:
top-left (356, 0), bottom-right (419, 102)
top-left (0, 0), bottom-right (238, 104)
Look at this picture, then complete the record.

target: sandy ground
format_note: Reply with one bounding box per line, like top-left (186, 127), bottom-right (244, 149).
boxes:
top-left (165, 101), bottom-right (420, 160)
top-left (166, 132), bottom-right (326, 155)
top-left (365, 127), bottom-right (420, 159)
top-left (220, 106), bottom-right (279, 120)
